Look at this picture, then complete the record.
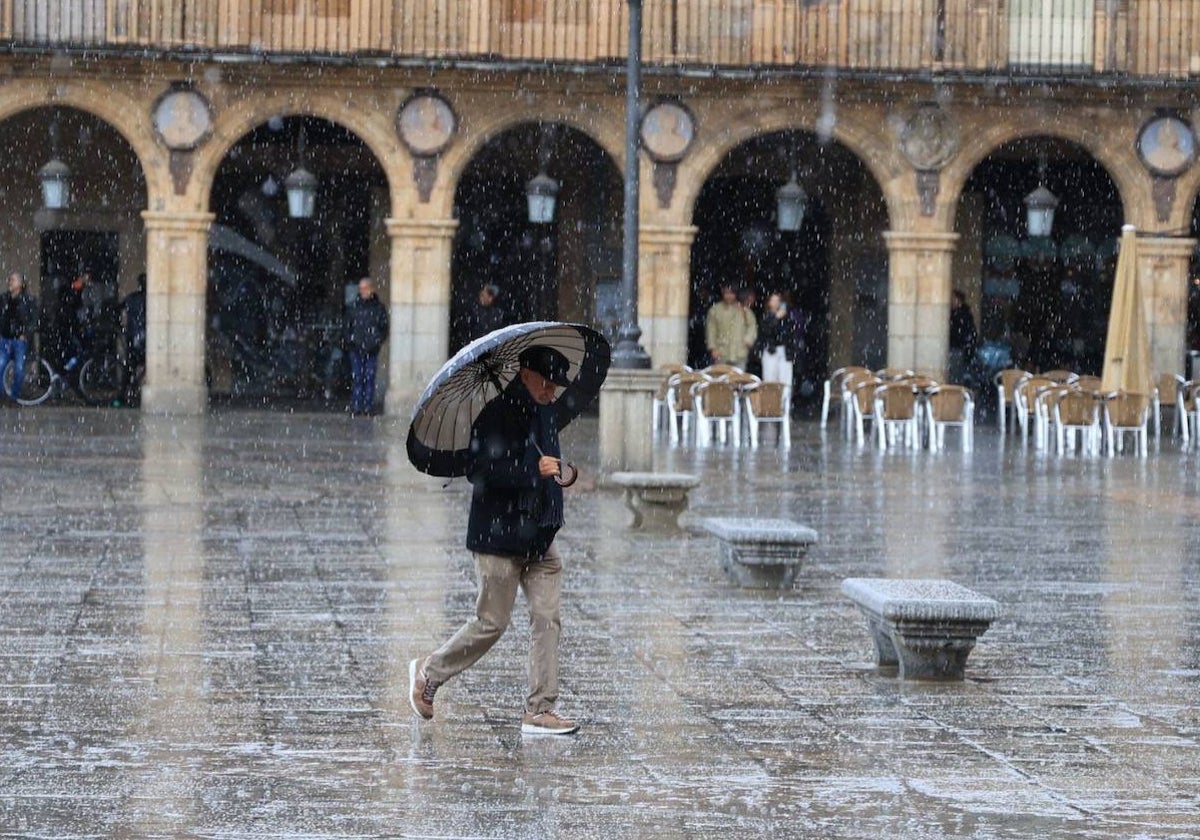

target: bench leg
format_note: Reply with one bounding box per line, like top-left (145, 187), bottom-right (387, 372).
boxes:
top-left (624, 487), bottom-right (689, 530)
top-left (622, 488), bottom-right (644, 529)
top-left (890, 623), bottom-right (979, 681)
top-left (718, 544), bottom-right (804, 589)
top-left (864, 614), bottom-right (899, 667)
top-left (856, 611), bottom-right (989, 680)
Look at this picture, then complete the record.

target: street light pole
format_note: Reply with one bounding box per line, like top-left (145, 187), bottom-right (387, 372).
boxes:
top-left (612, 0), bottom-right (651, 369)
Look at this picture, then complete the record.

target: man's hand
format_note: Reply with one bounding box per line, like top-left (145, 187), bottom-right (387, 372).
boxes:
top-left (538, 456), bottom-right (561, 478)
top-left (709, 349), bottom-right (721, 361)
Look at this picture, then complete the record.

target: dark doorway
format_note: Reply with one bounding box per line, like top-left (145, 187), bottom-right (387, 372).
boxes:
top-left (690, 175), bottom-right (831, 379)
top-left (450, 124), bottom-right (621, 353)
top-left (962, 139), bottom-right (1122, 384)
top-left (41, 230), bottom-right (119, 290)
top-left (39, 230), bottom-right (120, 366)
top-left (208, 116), bottom-right (387, 408)
top-left (689, 131), bottom-right (887, 405)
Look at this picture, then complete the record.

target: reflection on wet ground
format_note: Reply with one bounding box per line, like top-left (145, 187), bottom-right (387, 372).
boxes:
top-left (1, 409), bottom-right (1198, 838)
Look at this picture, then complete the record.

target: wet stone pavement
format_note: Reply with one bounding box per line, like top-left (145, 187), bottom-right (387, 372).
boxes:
top-left (1, 408), bottom-right (1199, 839)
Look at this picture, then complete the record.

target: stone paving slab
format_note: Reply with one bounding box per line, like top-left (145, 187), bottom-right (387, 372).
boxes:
top-left (0, 410), bottom-right (1197, 838)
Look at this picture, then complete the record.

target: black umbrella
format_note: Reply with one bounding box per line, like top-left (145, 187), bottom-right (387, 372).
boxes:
top-left (406, 321), bottom-right (611, 478)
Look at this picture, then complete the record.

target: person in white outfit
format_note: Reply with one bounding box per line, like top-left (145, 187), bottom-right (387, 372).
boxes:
top-left (758, 292), bottom-right (804, 389)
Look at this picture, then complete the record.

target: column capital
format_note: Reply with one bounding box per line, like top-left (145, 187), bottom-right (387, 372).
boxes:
top-left (1135, 235), bottom-right (1197, 260)
top-left (385, 218), bottom-right (458, 240)
top-left (883, 230), bottom-right (960, 253)
top-left (639, 224), bottom-right (699, 247)
top-left (140, 211), bottom-right (215, 234)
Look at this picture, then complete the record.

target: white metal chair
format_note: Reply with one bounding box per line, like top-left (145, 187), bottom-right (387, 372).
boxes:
top-left (1188, 384), bottom-right (1200, 448)
top-left (1035, 383), bottom-right (1074, 451)
top-left (743, 382), bottom-right (791, 449)
top-left (1103, 391), bottom-right (1151, 457)
top-left (849, 376), bottom-right (884, 446)
top-left (872, 382), bottom-right (920, 451)
top-left (1152, 373), bottom-right (1190, 442)
top-left (993, 369), bottom-right (1030, 435)
top-left (664, 371), bottom-right (708, 446)
top-left (1053, 390), bottom-right (1100, 456)
top-left (820, 366), bottom-right (870, 430)
top-left (925, 385), bottom-right (974, 452)
top-left (1013, 376), bottom-right (1055, 448)
top-left (651, 365), bottom-right (690, 438)
top-left (693, 379), bottom-right (739, 448)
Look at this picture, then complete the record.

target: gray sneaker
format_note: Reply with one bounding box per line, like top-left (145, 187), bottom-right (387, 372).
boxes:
top-left (408, 657), bottom-right (439, 720)
top-left (521, 710), bottom-right (579, 736)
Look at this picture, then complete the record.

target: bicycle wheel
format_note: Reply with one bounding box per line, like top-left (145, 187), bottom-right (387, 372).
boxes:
top-left (3, 357), bottom-right (55, 406)
top-left (79, 353), bottom-right (126, 406)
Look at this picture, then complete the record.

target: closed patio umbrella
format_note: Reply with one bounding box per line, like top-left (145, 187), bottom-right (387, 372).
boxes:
top-left (1100, 224), bottom-right (1153, 396)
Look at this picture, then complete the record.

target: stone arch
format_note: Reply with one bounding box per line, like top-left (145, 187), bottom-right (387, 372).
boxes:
top-left (204, 110), bottom-right (393, 407)
top-left (435, 103), bottom-right (625, 220)
top-left (193, 90), bottom-right (407, 214)
top-left (1173, 158), bottom-right (1200, 235)
top-left (0, 78), bottom-right (165, 205)
top-left (447, 120), bottom-right (622, 351)
top-left (673, 108), bottom-right (903, 231)
top-left (683, 123), bottom-right (894, 378)
top-left (940, 112), bottom-right (1143, 232)
top-left (953, 127), bottom-right (1130, 377)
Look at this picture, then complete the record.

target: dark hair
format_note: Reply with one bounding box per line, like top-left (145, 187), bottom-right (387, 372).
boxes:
top-left (952, 289), bottom-right (967, 304)
top-left (482, 283), bottom-right (500, 298)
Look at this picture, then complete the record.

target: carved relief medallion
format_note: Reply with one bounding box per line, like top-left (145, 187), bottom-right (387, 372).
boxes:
top-left (1137, 115), bottom-right (1196, 178)
top-left (397, 93), bottom-right (456, 157)
top-left (152, 88), bottom-right (213, 151)
top-left (640, 101), bottom-right (696, 163)
top-left (898, 104), bottom-right (959, 171)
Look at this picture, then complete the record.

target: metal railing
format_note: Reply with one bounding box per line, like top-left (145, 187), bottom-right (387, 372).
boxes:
top-left (0, 1), bottom-right (1197, 80)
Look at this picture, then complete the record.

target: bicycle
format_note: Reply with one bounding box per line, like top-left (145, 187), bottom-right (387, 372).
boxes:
top-left (3, 346), bottom-right (126, 407)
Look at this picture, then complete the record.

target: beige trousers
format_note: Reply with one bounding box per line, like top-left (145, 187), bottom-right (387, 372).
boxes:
top-left (425, 543), bottom-right (562, 714)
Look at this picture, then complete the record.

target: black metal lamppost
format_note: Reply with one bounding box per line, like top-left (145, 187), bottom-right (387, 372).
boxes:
top-left (612, 0), bottom-right (651, 369)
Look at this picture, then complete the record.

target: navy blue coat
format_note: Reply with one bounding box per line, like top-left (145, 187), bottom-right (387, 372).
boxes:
top-left (464, 381), bottom-right (562, 560)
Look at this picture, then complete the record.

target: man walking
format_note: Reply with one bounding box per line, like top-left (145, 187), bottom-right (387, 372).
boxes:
top-left (705, 283), bottom-right (757, 369)
top-left (409, 345), bottom-right (579, 736)
top-left (345, 278), bottom-right (389, 415)
top-left (0, 273), bottom-right (38, 402)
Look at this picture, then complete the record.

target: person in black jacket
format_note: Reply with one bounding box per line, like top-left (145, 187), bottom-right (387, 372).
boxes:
top-left (344, 278), bottom-right (389, 415)
top-left (949, 289), bottom-right (979, 385)
top-left (0, 273), bottom-right (38, 402)
top-left (409, 345), bottom-right (580, 736)
top-left (757, 291), bottom-right (805, 389)
top-left (461, 283), bottom-right (507, 345)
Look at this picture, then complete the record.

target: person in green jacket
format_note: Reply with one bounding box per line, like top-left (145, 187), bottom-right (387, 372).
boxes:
top-left (705, 284), bottom-right (757, 369)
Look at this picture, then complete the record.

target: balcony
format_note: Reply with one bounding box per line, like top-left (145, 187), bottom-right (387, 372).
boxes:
top-left (1, 1), bottom-right (1198, 81)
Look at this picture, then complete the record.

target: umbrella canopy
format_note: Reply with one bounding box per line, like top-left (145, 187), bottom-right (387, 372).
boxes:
top-left (1100, 225), bottom-right (1153, 396)
top-left (406, 321), bottom-right (611, 477)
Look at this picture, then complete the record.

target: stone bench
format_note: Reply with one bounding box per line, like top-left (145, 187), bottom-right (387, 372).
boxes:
top-left (609, 472), bottom-right (700, 530)
top-left (702, 518), bottom-right (818, 589)
top-left (841, 578), bottom-right (1001, 681)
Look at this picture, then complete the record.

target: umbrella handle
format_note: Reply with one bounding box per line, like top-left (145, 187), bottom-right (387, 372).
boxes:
top-left (555, 461), bottom-right (579, 488)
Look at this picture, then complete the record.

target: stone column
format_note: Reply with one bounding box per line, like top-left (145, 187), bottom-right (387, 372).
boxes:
top-left (384, 218), bottom-right (458, 416)
top-left (140, 211), bottom-right (213, 415)
top-left (883, 231), bottom-right (960, 378)
top-left (1137, 235), bottom-right (1195, 379)
top-left (638, 224), bottom-right (697, 367)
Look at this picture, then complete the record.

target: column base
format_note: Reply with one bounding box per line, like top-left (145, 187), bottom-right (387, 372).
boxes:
top-left (140, 383), bottom-right (207, 415)
top-left (598, 369), bottom-right (661, 474)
